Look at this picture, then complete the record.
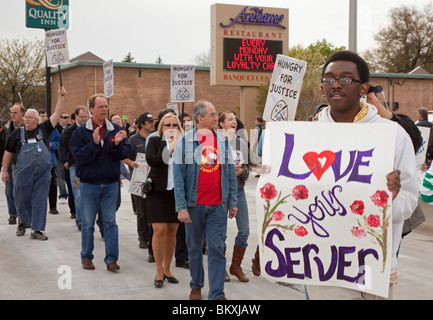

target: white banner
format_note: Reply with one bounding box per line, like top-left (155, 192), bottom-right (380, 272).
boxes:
top-left (263, 55), bottom-right (307, 122)
top-left (45, 28), bottom-right (69, 67)
top-left (171, 65), bottom-right (195, 102)
top-left (103, 60), bottom-right (114, 98)
top-left (257, 121), bottom-right (396, 298)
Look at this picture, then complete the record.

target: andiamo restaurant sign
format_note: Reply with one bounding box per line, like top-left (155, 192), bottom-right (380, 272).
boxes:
top-left (211, 4), bottom-right (289, 87)
top-left (26, 0), bottom-right (69, 30)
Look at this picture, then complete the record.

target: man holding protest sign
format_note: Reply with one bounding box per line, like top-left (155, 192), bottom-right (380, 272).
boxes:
top-left (308, 50), bottom-right (419, 299)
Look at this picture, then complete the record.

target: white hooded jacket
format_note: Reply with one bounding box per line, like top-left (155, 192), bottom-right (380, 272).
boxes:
top-left (318, 103), bottom-right (419, 279)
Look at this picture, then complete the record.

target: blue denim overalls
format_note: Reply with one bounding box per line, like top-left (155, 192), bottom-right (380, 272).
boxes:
top-left (13, 127), bottom-right (52, 231)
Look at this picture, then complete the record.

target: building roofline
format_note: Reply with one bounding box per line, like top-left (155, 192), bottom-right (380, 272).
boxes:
top-left (51, 60), bottom-right (433, 80)
top-left (50, 60), bottom-right (211, 72)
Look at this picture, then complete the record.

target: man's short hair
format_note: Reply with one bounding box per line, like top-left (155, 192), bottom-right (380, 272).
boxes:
top-left (74, 106), bottom-right (87, 116)
top-left (418, 108), bottom-right (429, 120)
top-left (322, 50), bottom-right (370, 83)
top-left (88, 94), bottom-right (107, 109)
top-left (193, 101), bottom-right (210, 123)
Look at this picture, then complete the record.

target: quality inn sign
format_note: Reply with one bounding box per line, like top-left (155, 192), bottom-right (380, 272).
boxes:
top-left (26, 0), bottom-right (69, 30)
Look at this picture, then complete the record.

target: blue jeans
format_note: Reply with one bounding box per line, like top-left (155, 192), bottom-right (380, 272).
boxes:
top-left (69, 166), bottom-right (81, 225)
top-left (5, 169), bottom-right (17, 217)
top-left (186, 204), bottom-right (227, 300)
top-left (231, 188), bottom-right (250, 248)
top-left (80, 182), bottom-right (119, 265)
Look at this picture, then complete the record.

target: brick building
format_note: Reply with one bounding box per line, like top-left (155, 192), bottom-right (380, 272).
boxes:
top-left (50, 52), bottom-right (433, 133)
top-left (50, 53), bottom-right (240, 130)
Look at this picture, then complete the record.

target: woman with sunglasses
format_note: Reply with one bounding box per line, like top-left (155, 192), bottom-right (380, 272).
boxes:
top-left (145, 113), bottom-right (184, 288)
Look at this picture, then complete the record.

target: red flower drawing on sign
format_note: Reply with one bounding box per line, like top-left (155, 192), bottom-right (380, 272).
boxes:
top-left (351, 190), bottom-right (391, 273)
top-left (292, 185), bottom-right (309, 201)
top-left (370, 190), bottom-right (389, 208)
top-left (350, 200), bottom-right (365, 216)
top-left (367, 214), bottom-right (381, 228)
top-left (260, 183), bottom-right (278, 200)
top-left (295, 226), bottom-right (308, 237)
top-left (351, 226), bottom-right (366, 238)
top-left (272, 211), bottom-right (285, 221)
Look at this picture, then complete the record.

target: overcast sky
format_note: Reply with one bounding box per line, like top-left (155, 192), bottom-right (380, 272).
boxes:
top-left (1, 0), bottom-right (432, 64)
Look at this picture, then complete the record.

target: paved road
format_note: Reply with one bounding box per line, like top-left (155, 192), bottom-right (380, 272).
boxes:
top-left (0, 173), bottom-right (432, 300)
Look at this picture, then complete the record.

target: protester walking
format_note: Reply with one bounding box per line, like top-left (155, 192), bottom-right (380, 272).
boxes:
top-left (1, 87), bottom-right (67, 240)
top-left (219, 111), bottom-right (250, 282)
top-left (146, 113), bottom-right (183, 288)
top-left (69, 94), bottom-right (131, 272)
top-left (173, 101), bottom-right (238, 300)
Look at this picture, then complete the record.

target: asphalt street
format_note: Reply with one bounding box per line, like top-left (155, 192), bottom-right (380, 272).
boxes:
top-left (0, 171), bottom-right (432, 300)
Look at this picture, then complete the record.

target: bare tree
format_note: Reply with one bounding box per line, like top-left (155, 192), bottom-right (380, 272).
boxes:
top-left (0, 37), bottom-right (46, 123)
top-left (364, 3), bottom-right (433, 73)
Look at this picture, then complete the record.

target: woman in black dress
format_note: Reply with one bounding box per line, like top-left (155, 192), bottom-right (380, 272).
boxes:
top-left (146, 113), bottom-right (183, 287)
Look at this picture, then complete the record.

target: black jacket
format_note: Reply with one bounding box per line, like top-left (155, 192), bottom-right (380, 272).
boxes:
top-left (146, 135), bottom-right (170, 191)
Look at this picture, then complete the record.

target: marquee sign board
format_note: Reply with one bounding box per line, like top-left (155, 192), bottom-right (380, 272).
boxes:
top-left (211, 4), bottom-right (289, 87)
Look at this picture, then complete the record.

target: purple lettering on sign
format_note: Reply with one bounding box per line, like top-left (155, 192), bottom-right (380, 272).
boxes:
top-left (279, 133), bottom-right (374, 184)
top-left (264, 229), bottom-right (379, 284)
top-left (220, 7), bottom-right (286, 29)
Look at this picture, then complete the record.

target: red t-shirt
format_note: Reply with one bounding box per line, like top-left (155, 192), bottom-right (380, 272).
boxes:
top-left (196, 131), bottom-right (222, 205)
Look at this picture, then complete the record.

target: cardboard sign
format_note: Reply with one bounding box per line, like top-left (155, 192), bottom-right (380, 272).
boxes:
top-left (45, 28), bottom-right (69, 67)
top-left (129, 153), bottom-right (150, 197)
top-left (263, 55), bottom-right (307, 122)
top-left (256, 121), bottom-right (396, 298)
top-left (103, 60), bottom-right (114, 98)
top-left (171, 65), bottom-right (195, 102)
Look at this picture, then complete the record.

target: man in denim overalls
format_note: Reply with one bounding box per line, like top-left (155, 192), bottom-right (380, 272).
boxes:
top-left (1, 88), bottom-right (67, 240)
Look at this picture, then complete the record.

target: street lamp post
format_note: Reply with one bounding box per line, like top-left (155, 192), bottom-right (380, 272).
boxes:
top-left (349, 0), bottom-right (357, 52)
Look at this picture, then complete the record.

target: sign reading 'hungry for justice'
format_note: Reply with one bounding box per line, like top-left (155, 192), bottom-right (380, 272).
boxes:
top-left (211, 4), bottom-right (289, 87)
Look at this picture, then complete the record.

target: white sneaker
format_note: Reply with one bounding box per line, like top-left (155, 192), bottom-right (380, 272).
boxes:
top-left (59, 198), bottom-right (67, 204)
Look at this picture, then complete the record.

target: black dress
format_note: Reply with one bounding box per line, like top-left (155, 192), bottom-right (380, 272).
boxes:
top-left (145, 135), bottom-right (179, 224)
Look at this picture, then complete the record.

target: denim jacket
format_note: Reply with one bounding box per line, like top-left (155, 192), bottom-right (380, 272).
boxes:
top-left (173, 128), bottom-right (238, 212)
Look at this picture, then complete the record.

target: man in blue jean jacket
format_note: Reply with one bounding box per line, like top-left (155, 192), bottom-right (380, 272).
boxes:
top-left (173, 101), bottom-right (238, 300)
top-left (69, 94), bottom-right (130, 272)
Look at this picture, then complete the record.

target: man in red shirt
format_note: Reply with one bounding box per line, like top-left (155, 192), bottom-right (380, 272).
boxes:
top-left (175, 101), bottom-right (238, 300)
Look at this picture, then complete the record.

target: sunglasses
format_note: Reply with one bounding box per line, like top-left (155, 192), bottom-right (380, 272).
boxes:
top-left (61, 116), bottom-right (69, 119)
top-left (162, 123), bottom-right (179, 128)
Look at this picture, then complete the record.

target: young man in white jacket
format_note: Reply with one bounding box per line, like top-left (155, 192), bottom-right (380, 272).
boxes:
top-left (307, 50), bottom-right (419, 300)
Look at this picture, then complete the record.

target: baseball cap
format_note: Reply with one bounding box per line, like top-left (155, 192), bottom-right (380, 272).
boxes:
top-left (137, 112), bottom-right (154, 123)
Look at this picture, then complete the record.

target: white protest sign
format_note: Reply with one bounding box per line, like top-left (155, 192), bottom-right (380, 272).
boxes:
top-left (103, 60), bottom-right (114, 99)
top-left (256, 121), bottom-right (396, 298)
top-left (167, 103), bottom-right (179, 115)
top-left (263, 55), bottom-right (307, 122)
top-left (45, 28), bottom-right (69, 67)
top-left (171, 65), bottom-right (195, 102)
top-left (129, 153), bottom-right (150, 197)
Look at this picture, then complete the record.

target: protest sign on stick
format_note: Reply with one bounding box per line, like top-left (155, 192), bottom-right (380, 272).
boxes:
top-left (45, 28), bottom-right (69, 87)
top-left (170, 65), bottom-right (195, 103)
top-left (263, 55), bottom-right (307, 122)
top-left (256, 121), bottom-right (396, 298)
top-left (103, 60), bottom-right (114, 99)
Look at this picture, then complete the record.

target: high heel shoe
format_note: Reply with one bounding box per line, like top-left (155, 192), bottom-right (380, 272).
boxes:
top-left (163, 274), bottom-right (179, 284)
top-left (154, 276), bottom-right (164, 288)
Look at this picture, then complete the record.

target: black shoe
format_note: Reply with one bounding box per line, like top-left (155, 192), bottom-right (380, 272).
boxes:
top-left (164, 274), bottom-right (179, 284)
top-left (77, 222), bottom-right (81, 231)
top-left (176, 260), bottom-right (189, 268)
top-left (154, 277), bottom-right (164, 288)
top-left (49, 208), bottom-right (59, 215)
top-left (139, 239), bottom-right (149, 249)
top-left (8, 216), bottom-right (17, 225)
top-left (148, 253), bottom-right (155, 263)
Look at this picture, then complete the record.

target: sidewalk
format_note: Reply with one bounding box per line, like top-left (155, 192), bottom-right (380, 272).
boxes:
top-left (0, 174), bottom-right (432, 300)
